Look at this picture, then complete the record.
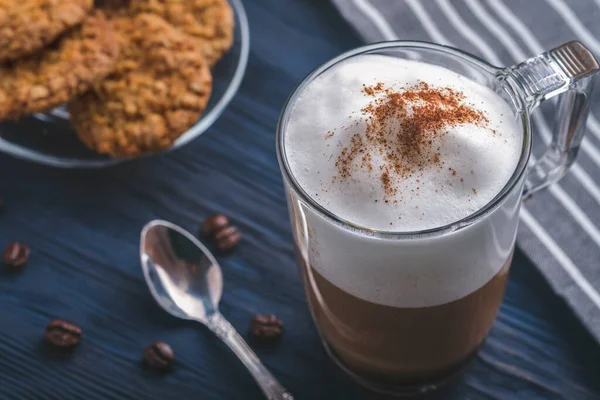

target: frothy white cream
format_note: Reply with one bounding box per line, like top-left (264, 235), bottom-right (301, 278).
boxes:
top-left (283, 55), bottom-right (523, 307)
top-left (285, 55), bottom-right (521, 231)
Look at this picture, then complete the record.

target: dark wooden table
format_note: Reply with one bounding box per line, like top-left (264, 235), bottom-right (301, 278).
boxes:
top-left (1, 0), bottom-right (599, 399)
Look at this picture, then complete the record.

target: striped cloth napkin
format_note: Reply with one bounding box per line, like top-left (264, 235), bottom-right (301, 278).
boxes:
top-left (330, 0), bottom-right (600, 343)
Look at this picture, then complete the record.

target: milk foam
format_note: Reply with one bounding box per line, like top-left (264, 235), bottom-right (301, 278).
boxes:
top-left (283, 55), bottom-right (523, 307)
top-left (285, 55), bottom-right (521, 231)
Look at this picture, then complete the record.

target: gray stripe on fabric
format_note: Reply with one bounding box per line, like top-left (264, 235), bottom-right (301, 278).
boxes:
top-left (526, 190), bottom-right (600, 285)
top-left (330, 0), bottom-right (394, 42)
top-left (518, 221), bottom-right (600, 345)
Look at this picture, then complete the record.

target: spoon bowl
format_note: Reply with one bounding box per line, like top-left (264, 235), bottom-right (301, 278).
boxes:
top-left (140, 220), bottom-right (222, 323)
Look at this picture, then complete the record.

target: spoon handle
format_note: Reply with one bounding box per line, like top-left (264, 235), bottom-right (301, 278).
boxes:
top-left (206, 313), bottom-right (294, 400)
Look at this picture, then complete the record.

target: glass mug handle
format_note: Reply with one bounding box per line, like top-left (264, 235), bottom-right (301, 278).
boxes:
top-left (500, 41), bottom-right (599, 199)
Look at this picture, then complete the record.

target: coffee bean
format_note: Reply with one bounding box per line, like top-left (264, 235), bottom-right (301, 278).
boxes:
top-left (199, 213), bottom-right (241, 252)
top-left (214, 225), bottom-right (242, 252)
top-left (249, 314), bottom-right (284, 340)
top-left (144, 341), bottom-right (174, 370)
top-left (199, 214), bottom-right (229, 240)
top-left (45, 320), bottom-right (82, 348)
top-left (3, 242), bottom-right (30, 271)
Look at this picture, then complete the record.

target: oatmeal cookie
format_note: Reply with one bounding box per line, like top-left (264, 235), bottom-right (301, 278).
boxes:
top-left (99, 0), bottom-right (131, 18)
top-left (0, 0), bottom-right (94, 62)
top-left (0, 11), bottom-right (118, 120)
top-left (68, 13), bottom-right (212, 157)
top-left (130, 0), bottom-right (234, 66)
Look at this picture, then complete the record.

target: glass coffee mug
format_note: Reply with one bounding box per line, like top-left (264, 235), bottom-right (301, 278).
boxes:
top-left (276, 41), bottom-right (599, 395)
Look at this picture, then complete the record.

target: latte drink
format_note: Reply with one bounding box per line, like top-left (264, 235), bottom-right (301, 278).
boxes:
top-left (279, 53), bottom-right (523, 392)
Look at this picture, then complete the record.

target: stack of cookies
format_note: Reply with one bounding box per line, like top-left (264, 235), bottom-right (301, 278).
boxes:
top-left (0, 0), bottom-right (234, 157)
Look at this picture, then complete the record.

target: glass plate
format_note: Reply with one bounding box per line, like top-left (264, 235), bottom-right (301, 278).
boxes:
top-left (0, 0), bottom-right (250, 168)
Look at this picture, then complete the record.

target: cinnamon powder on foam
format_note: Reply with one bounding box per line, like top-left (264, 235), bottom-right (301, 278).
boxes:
top-left (333, 81), bottom-right (490, 199)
